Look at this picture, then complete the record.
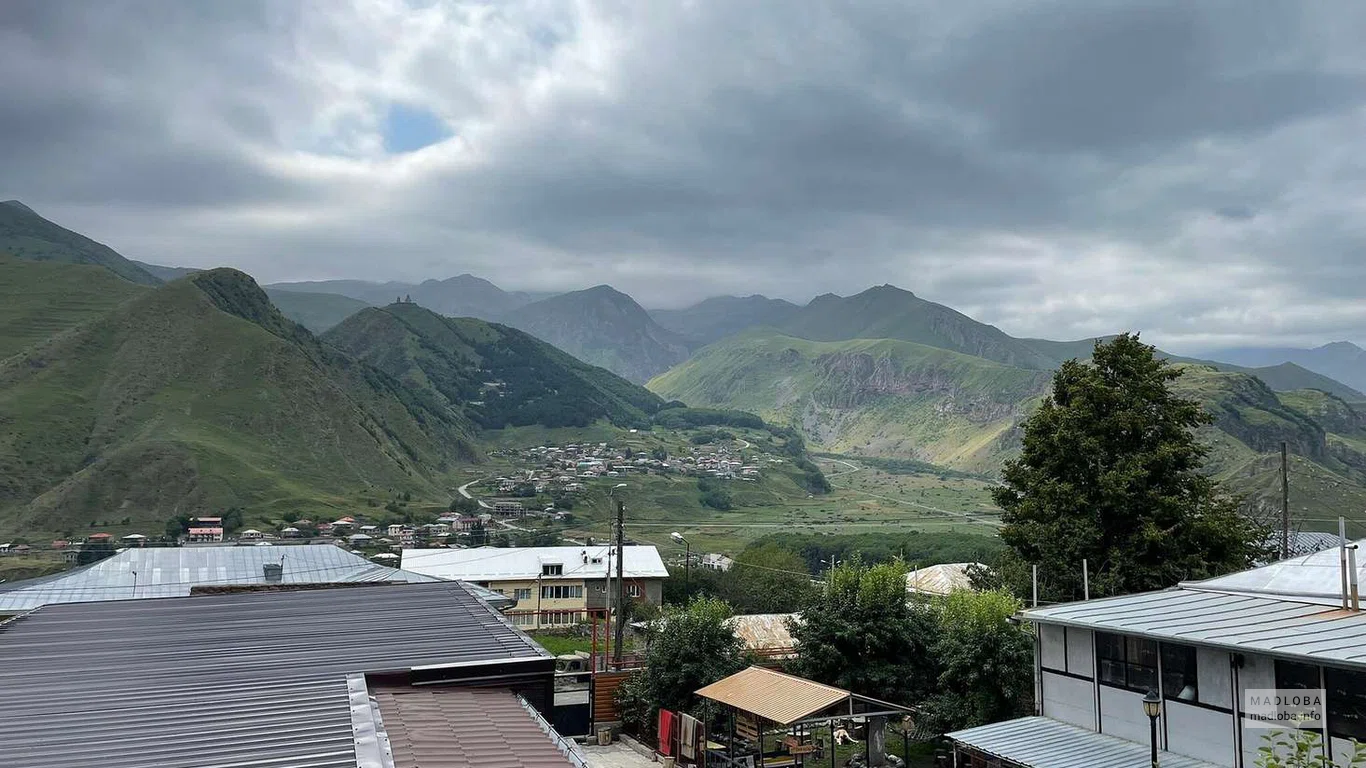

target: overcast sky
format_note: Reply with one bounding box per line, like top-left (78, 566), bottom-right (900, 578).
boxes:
top-left (3, 1), bottom-right (1365, 351)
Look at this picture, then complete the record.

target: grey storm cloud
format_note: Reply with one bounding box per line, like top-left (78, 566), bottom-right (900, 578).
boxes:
top-left (1, 0), bottom-right (1365, 350)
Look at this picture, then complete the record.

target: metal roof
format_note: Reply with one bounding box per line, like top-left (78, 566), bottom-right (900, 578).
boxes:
top-left (905, 562), bottom-right (982, 596)
top-left (0, 581), bottom-right (550, 768)
top-left (373, 686), bottom-right (586, 768)
top-left (696, 666), bottom-right (850, 725)
top-left (726, 613), bottom-right (798, 653)
top-left (0, 545), bottom-right (442, 612)
top-left (1026, 587), bottom-right (1366, 669)
top-left (401, 545), bottom-right (669, 581)
top-left (1182, 537), bottom-right (1366, 604)
top-left (947, 716), bottom-right (1221, 768)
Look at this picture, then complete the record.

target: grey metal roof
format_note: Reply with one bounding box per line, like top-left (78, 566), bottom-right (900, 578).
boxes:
top-left (0, 581), bottom-right (550, 768)
top-left (1184, 537), bottom-right (1366, 604)
top-left (947, 716), bottom-right (1221, 768)
top-left (1027, 587), bottom-right (1366, 669)
top-left (0, 544), bottom-right (442, 612)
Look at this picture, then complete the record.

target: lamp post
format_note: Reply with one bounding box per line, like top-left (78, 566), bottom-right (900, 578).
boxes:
top-left (671, 531), bottom-right (690, 594)
top-left (1142, 689), bottom-right (1162, 768)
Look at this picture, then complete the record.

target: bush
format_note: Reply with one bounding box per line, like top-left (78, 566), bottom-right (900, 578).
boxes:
top-left (697, 478), bottom-right (733, 510)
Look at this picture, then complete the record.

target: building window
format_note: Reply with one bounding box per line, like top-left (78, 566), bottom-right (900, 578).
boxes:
top-left (540, 585), bottom-right (583, 600)
top-left (1096, 632), bottom-right (1159, 692)
top-left (513, 588), bottom-right (532, 601)
top-left (542, 564), bottom-right (563, 576)
top-left (1275, 660), bottom-right (1321, 691)
top-left (627, 583), bottom-right (642, 598)
top-left (511, 612), bottom-right (535, 626)
top-left (1160, 643), bottom-right (1198, 702)
top-left (1327, 667), bottom-right (1366, 741)
top-left (544, 611), bottom-right (581, 626)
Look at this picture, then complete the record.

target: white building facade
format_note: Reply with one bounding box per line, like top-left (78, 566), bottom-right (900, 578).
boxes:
top-left (950, 542), bottom-right (1366, 768)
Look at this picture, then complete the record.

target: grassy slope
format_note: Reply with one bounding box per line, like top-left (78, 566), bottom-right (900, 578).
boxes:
top-left (0, 254), bottom-right (150, 361)
top-left (0, 201), bottom-right (159, 285)
top-left (324, 303), bottom-right (663, 428)
top-left (649, 330), bottom-right (1050, 474)
top-left (0, 269), bottom-right (476, 538)
top-left (780, 286), bottom-right (1057, 370)
top-left (264, 288), bottom-right (372, 333)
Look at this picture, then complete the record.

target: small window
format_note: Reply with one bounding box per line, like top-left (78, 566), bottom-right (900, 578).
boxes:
top-left (1160, 643), bottom-right (1198, 702)
top-left (513, 588), bottom-right (531, 601)
top-left (1327, 667), bottom-right (1366, 741)
top-left (542, 564), bottom-right (563, 576)
top-left (1275, 660), bottom-right (1321, 691)
top-left (627, 583), bottom-right (642, 598)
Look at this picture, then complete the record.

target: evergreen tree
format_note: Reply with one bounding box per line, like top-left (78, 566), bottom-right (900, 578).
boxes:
top-left (984, 333), bottom-right (1267, 602)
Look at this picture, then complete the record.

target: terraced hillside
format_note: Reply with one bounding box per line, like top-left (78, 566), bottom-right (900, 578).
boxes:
top-left (0, 253), bottom-right (149, 360)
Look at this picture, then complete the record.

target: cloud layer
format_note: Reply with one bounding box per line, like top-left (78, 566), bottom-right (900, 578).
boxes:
top-left (3, 0), bottom-right (1364, 350)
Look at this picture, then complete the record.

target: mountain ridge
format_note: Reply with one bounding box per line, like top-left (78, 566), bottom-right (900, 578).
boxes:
top-left (0, 200), bottom-right (159, 285)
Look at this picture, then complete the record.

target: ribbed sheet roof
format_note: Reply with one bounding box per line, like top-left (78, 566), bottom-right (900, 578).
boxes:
top-left (696, 666), bottom-right (849, 725)
top-left (1183, 537), bottom-right (1366, 604)
top-left (0, 545), bottom-right (441, 612)
top-left (1027, 587), bottom-right (1366, 669)
top-left (374, 686), bottom-right (586, 768)
top-left (0, 581), bottom-right (549, 768)
top-left (402, 545), bottom-right (668, 580)
top-left (948, 716), bottom-right (1220, 768)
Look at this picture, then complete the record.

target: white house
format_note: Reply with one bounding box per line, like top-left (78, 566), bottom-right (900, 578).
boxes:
top-left (401, 545), bottom-right (669, 630)
top-left (948, 540), bottom-right (1366, 768)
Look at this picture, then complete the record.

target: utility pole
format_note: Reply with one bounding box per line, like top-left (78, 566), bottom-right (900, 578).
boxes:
top-left (1281, 442), bottom-right (1290, 560)
top-left (614, 494), bottom-right (626, 666)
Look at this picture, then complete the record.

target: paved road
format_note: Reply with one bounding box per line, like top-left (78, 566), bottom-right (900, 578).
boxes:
top-left (456, 478), bottom-right (492, 509)
top-left (820, 456), bottom-right (863, 477)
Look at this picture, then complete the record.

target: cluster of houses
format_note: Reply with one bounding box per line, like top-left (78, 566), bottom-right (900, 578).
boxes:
top-left (494, 440), bottom-right (769, 489)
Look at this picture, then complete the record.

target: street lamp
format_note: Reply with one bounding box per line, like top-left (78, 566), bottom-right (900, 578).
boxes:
top-left (1142, 689), bottom-right (1162, 768)
top-left (671, 531), bottom-right (690, 594)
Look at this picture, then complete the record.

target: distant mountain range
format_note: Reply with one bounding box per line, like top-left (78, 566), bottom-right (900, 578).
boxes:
top-left (0, 202), bottom-right (666, 536)
top-left (7, 197), bottom-right (1366, 531)
top-left (503, 286), bottom-right (693, 384)
top-left (1198, 342), bottom-right (1366, 394)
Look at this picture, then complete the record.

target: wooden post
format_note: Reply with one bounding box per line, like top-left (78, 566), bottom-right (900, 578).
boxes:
top-left (614, 496), bottom-right (626, 665)
top-left (1082, 559), bottom-right (1089, 601)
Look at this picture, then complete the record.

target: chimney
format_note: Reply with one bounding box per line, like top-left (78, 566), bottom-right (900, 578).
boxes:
top-left (263, 562), bottom-right (283, 583)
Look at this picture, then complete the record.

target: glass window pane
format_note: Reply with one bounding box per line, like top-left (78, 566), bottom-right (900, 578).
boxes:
top-left (1276, 661), bottom-right (1321, 691)
top-left (1161, 644), bottom-right (1198, 702)
top-left (1327, 668), bottom-right (1366, 741)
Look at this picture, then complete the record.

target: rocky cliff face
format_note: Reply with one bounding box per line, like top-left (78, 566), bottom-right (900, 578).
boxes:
top-left (810, 351), bottom-right (1044, 422)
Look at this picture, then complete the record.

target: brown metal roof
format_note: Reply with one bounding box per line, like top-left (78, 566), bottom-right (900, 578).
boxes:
top-left (374, 686), bottom-right (582, 768)
top-left (695, 666), bottom-right (850, 725)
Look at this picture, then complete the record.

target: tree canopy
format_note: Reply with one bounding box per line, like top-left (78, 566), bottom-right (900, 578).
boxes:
top-left (787, 559), bottom-right (936, 705)
top-left (615, 597), bottom-right (749, 740)
top-left (984, 333), bottom-right (1267, 601)
top-left (921, 590), bottom-right (1034, 733)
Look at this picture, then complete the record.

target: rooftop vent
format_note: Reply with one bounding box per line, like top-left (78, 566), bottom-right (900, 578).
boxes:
top-left (263, 562), bottom-right (283, 583)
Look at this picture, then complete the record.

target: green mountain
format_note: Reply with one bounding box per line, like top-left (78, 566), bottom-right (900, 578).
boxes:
top-left (777, 285), bottom-right (1058, 370)
top-left (131, 260), bottom-right (199, 282)
top-left (649, 330), bottom-right (1051, 475)
top-left (323, 302), bottom-right (664, 429)
top-left (1200, 342), bottom-right (1366, 396)
top-left (1, 201), bottom-right (159, 285)
top-left (508, 285), bottom-right (692, 384)
top-left (264, 288), bottom-right (371, 333)
top-left (650, 295), bottom-right (801, 346)
top-left (267, 274), bottom-right (545, 319)
top-left (0, 266), bottom-right (476, 538)
top-left (650, 330), bottom-right (1366, 524)
top-left (0, 253), bottom-right (150, 361)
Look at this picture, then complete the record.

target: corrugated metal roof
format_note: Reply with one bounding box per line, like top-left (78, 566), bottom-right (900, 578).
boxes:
top-left (0, 545), bottom-right (442, 612)
top-left (696, 666), bottom-right (849, 725)
top-left (726, 613), bottom-right (798, 652)
top-left (947, 716), bottom-right (1220, 768)
top-left (1183, 537), bottom-right (1366, 604)
top-left (401, 545), bottom-right (669, 581)
top-left (0, 581), bottom-right (550, 768)
top-left (905, 562), bottom-right (982, 596)
top-left (1026, 587), bottom-right (1366, 669)
top-left (374, 686), bottom-right (584, 768)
